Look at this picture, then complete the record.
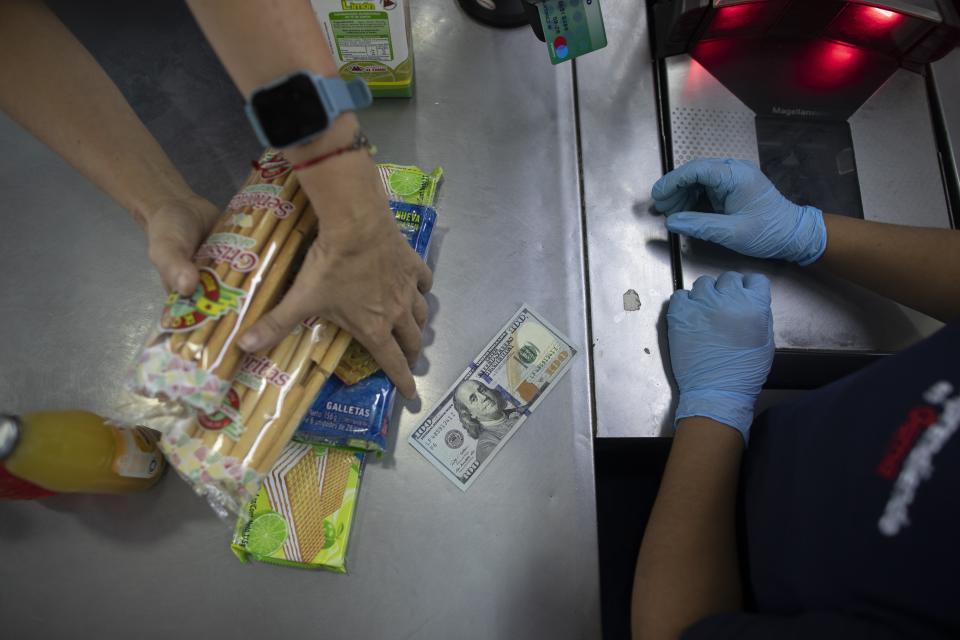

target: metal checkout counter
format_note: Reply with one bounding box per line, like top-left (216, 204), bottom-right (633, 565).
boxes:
top-left (586, 0), bottom-right (960, 437)
top-left (0, 1), bottom-right (957, 638)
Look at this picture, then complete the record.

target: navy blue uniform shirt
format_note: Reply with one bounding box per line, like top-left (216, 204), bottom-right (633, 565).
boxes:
top-left (685, 322), bottom-right (960, 639)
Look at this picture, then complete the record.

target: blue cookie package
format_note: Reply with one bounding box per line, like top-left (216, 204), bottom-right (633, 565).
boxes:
top-left (392, 201), bottom-right (436, 256)
top-left (294, 201), bottom-right (437, 452)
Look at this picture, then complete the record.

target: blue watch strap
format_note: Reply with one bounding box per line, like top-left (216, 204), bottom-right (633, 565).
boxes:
top-left (347, 78), bottom-right (373, 109)
top-left (316, 76), bottom-right (373, 120)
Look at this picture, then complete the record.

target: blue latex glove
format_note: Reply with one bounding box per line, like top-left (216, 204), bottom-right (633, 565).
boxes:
top-left (652, 158), bottom-right (827, 266)
top-left (667, 272), bottom-right (775, 443)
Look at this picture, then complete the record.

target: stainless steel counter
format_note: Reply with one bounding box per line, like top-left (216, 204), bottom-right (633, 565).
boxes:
top-left (3, 0), bottom-right (959, 632)
top-left (577, 0), bottom-right (676, 438)
top-left (932, 47), bottom-right (960, 210)
top-left (0, 1), bottom-right (599, 638)
top-left (578, 0), bottom-right (954, 436)
top-left (668, 55), bottom-right (948, 354)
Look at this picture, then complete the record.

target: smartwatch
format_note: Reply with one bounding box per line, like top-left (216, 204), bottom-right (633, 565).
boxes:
top-left (245, 71), bottom-right (373, 149)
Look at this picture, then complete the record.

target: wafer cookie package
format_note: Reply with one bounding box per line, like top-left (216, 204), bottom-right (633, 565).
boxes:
top-left (231, 443), bottom-right (363, 573)
top-left (127, 150), bottom-right (353, 516)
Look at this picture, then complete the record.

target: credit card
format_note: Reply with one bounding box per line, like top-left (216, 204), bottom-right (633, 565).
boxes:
top-left (537, 0), bottom-right (607, 65)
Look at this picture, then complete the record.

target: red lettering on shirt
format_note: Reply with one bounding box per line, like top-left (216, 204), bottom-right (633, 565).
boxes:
top-left (875, 405), bottom-right (939, 480)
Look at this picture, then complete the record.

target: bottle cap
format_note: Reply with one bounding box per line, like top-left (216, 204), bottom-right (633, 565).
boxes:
top-left (0, 415), bottom-right (21, 461)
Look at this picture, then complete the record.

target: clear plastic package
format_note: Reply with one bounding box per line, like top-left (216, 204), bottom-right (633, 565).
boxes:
top-left (128, 150), bottom-right (351, 515)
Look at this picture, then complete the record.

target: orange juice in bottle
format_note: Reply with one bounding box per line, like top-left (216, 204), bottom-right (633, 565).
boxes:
top-left (0, 411), bottom-right (165, 494)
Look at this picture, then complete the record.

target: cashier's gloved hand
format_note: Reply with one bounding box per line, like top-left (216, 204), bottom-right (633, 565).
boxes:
top-left (237, 123), bottom-right (432, 400)
top-left (652, 158), bottom-right (827, 266)
top-left (667, 271), bottom-right (774, 444)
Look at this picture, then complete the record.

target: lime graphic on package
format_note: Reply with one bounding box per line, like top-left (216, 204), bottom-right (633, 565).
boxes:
top-left (388, 170), bottom-right (425, 197)
top-left (321, 520), bottom-right (345, 550)
top-left (247, 512), bottom-right (288, 556)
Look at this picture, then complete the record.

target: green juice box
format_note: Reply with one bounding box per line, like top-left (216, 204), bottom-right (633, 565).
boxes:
top-left (312, 0), bottom-right (415, 98)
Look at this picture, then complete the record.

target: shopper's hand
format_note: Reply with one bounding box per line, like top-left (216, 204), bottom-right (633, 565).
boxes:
top-left (141, 195), bottom-right (220, 296)
top-left (238, 151), bottom-right (432, 400)
top-left (653, 158), bottom-right (827, 266)
top-left (667, 272), bottom-right (774, 443)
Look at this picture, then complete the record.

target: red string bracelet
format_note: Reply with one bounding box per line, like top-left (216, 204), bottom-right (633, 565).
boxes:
top-left (287, 131), bottom-right (375, 172)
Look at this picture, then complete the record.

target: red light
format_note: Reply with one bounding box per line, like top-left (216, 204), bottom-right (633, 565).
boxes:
top-left (703, 2), bottom-right (774, 39)
top-left (691, 38), bottom-right (738, 65)
top-left (828, 43), bottom-right (855, 64)
top-left (711, 4), bottom-right (759, 32)
top-left (825, 4), bottom-right (910, 54)
top-left (845, 4), bottom-right (904, 35)
top-left (682, 54), bottom-right (716, 100)
top-left (797, 41), bottom-right (867, 91)
top-left (865, 7), bottom-right (900, 25)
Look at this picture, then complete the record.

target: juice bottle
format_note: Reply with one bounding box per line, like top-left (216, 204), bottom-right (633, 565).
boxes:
top-left (0, 411), bottom-right (165, 494)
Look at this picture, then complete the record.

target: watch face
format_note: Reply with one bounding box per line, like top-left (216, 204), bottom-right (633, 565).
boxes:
top-left (252, 73), bottom-right (329, 148)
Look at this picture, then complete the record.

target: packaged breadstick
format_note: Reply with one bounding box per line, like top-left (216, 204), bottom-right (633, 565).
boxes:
top-left (160, 318), bottom-right (352, 516)
top-left (128, 149), bottom-right (354, 516)
top-left (140, 160), bottom-right (439, 514)
top-left (231, 443), bottom-right (364, 573)
top-left (131, 149), bottom-right (318, 415)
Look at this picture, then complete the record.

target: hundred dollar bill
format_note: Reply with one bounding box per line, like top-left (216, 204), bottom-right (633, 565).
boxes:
top-left (408, 305), bottom-right (578, 490)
